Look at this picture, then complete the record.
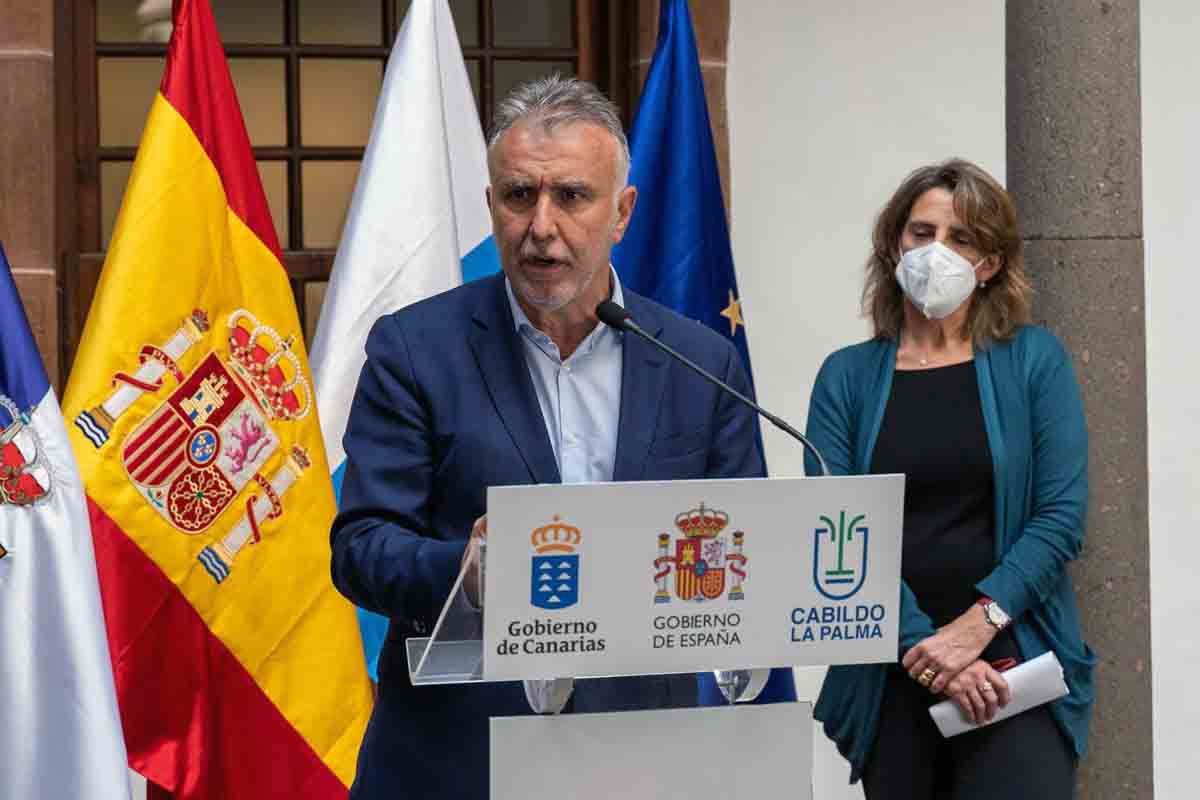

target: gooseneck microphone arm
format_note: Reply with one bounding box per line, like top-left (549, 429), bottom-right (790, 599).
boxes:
top-left (595, 300), bottom-right (830, 477)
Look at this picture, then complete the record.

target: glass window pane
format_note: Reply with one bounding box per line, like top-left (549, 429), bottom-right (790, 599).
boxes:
top-left (97, 0), bottom-right (148, 42)
top-left (493, 0), bottom-right (572, 48)
top-left (300, 0), bottom-right (382, 45)
top-left (257, 161), bottom-right (290, 250)
top-left (302, 161), bottom-right (361, 248)
top-left (466, 59), bottom-right (481, 114)
top-left (493, 60), bottom-right (574, 108)
top-left (98, 57), bottom-right (165, 147)
top-left (304, 281), bottom-right (329, 346)
top-left (395, 0), bottom-right (479, 47)
top-left (101, 161), bottom-right (134, 248)
top-left (300, 59), bottom-right (383, 147)
top-left (229, 59), bottom-right (286, 146)
top-left (211, 0), bottom-right (284, 44)
top-left (98, 0), bottom-right (283, 43)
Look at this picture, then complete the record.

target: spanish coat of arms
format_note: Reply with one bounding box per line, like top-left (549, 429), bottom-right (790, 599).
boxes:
top-left (653, 504), bottom-right (747, 603)
top-left (74, 308), bottom-right (312, 583)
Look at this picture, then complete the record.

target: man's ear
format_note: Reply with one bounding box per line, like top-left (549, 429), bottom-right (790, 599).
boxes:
top-left (485, 186), bottom-right (493, 213)
top-left (612, 185), bottom-right (638, 244)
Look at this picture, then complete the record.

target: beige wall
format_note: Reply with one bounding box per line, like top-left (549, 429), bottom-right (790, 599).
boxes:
top-left (1142, 2), bottom-right (1200, 796)
top-left (728, 2), bottom-right (1004, 796)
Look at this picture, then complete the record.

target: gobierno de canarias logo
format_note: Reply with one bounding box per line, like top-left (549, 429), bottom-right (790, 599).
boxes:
top-left (74, 308), bottom-right (312, 584)
top-left (529, 516), bottom-right (581, 610)
top-left (653, 503), bottom-right (747, 604)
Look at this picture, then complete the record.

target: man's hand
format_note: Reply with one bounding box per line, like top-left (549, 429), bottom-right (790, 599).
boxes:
top-left (942, 659), bottom-right (1012, 725)
top-left (901, 603), bottom-right (998, 694)
top-left (461, 515), bottom-right (487, 607)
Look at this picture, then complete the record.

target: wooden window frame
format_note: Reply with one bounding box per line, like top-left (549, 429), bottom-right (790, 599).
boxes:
top-left (57, 0), bottom-right (632, 378)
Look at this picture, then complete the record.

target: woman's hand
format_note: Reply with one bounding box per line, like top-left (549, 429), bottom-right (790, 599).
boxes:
top-left (942, 659), bottom-right (1012, 725)
top-left (901, 603), bottom-right (998, 693)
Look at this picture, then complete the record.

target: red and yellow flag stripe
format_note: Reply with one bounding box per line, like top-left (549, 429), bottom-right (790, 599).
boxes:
top-left (63, 2), bottom-right (371, 796)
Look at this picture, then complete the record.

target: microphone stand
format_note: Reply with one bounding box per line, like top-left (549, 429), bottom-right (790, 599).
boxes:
top-left (596, 301), bottom-right (830, 477)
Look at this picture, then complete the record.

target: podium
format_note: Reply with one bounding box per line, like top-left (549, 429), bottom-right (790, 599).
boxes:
top-left (406, 474), bottom-right (904, 797)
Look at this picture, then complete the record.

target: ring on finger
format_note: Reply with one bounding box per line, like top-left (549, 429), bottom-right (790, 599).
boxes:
top-left (917, 668), bottom-right (937, 687)
top-left (980, 682), bottom-right (995, 694)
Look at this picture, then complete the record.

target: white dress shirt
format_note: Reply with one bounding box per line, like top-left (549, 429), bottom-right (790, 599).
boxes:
top-left (504, 268), bottom-right (624, 484)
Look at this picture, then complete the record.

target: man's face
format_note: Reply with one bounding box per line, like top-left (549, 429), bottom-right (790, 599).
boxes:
top-left (488, 119), bottom-right (636, 316)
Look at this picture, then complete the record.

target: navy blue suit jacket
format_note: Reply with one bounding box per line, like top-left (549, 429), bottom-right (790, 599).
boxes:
top-left (332, 273), bottom-right (765, 799)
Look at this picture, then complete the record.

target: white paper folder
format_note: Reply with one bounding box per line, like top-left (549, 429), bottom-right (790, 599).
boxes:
top-left (929, 651), bottom-right (1069, 737)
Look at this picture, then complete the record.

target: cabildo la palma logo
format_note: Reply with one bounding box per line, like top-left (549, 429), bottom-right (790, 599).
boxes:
top-left (814, 510), bottom-right (868, 600)
top-left (530, 515), bottom-right (581, 610)
top-left (653, 503), bottom-right (747, 603)
top-left (792, 509), bottom-right (886, 643)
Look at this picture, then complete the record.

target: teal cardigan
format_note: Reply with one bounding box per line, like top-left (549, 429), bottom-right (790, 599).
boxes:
top-left (804, 326), bottom-right (1096, 783)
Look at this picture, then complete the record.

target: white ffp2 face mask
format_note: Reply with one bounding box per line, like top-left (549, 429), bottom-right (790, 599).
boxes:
top-left (894, 242), bottom-right (984, 320)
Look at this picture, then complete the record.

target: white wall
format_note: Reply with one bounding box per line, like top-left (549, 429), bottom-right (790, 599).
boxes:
top-left (728, 2), bottom-right (1005, 796)
top-left (1142, 3), bottom-right (1200, 798)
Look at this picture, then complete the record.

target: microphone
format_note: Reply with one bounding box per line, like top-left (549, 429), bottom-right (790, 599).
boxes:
top-left (596, 300), bottom-right (829, 476)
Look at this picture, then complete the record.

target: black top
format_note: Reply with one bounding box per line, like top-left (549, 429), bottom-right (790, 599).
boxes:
top-left (870, 361), bottom-right (995, 628)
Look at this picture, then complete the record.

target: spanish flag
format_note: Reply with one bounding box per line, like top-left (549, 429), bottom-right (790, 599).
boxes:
top-left (61, 1), bottom-right (372, 796)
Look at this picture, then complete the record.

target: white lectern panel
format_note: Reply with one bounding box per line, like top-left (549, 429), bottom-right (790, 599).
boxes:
top-left (490, 702), bottom-right (813, 800)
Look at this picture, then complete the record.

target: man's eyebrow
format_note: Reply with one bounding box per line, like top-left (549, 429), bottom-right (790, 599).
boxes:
top-left (549, 179), bottom-right (592, 192)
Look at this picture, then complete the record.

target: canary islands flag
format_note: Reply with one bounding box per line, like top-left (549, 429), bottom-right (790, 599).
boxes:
top-left (613, 0), bottom-right (795, 705)
top-left (61, 1), bottom-right (372, 797)
top-left (309, 0), bottom-right (499, 680)
top-left (0, 244), bottom-right (132, 799)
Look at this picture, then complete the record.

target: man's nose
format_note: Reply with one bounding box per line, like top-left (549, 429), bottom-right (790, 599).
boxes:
top-left (529, 193), bottom-right (558, 242)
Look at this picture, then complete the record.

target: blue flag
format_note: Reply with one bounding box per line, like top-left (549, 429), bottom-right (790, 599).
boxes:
top-left (613, 0), bottom-right (795, 705)
top-left (613, 0), bottom-right (752, 372)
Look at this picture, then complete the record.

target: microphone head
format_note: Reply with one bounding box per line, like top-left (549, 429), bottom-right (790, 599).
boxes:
top-left (595, 300), bottom-right (633, 330)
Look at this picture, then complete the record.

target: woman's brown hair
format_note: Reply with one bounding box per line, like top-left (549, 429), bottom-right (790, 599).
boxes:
top-left (863, 159), bottom-right (1032, 344)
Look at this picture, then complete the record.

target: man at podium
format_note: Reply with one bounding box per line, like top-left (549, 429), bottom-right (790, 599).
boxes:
top-left (331, 75), bottom-right (766, 800)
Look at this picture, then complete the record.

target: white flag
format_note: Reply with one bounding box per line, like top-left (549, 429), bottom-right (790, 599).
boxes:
top-left (0, 246), bottom-right (132, 799)
top-left (308, 0), bottom-right (497, 676)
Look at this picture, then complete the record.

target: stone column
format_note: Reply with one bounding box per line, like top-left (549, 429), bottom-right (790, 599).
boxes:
top-left (632, 0), bottom-right (731, 215)
top-left (0, 0), bottom-right (58, 384)
top-left (1007, 2), bottom-right (1151, 797)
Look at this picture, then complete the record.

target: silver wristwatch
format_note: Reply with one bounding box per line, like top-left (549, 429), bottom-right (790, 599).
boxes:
top-left (979, 597), bottom-right (1011, 630)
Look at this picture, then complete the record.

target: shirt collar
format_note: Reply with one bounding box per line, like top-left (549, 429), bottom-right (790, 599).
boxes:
top-left (504, 265), bottom-right (626, 337)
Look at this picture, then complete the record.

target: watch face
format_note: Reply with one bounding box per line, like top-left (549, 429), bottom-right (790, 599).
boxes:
top-left (986, 603), bottom-right (1010, 628)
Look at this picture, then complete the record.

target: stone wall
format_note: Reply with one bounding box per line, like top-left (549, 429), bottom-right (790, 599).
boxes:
top-left (1007, 2), bottom-right (1151, 796)
top-left (0, 0), bottom-right (58, 384)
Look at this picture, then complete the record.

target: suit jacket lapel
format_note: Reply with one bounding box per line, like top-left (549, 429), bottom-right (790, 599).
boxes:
top-left (613, 292), bottom-right (668, 482)
top-left (468, 277), bottom-right (561, 484)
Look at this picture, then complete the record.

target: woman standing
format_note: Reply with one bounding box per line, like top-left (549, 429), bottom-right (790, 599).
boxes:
top-left (806, 160), bottom-right (1095, 798)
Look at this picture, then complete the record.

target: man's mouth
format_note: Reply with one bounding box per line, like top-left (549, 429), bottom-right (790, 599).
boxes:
top-left (522, 255), bottom-right (566, 271)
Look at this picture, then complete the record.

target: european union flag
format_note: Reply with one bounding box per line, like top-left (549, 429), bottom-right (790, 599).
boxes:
top-left (613, 0), bottom-right (752, 374)
top-left (613, 0), bottom-right (795, 706)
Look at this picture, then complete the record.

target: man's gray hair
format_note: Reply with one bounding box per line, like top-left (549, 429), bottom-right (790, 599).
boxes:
top-left (488, 74), bottom-right (631, 186)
